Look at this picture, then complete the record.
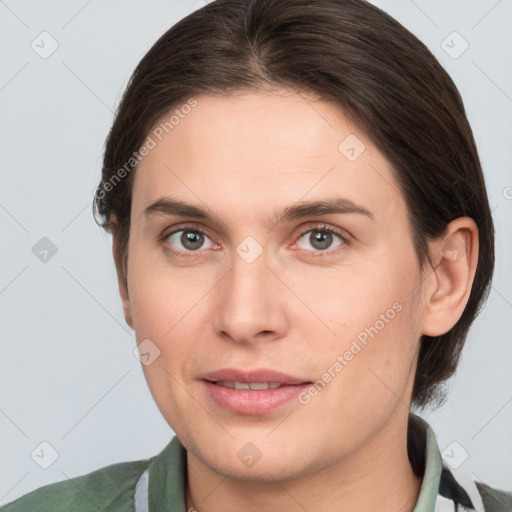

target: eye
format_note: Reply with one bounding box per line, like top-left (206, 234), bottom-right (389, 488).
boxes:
top-left (159, 222), bottom-right (351, 259)
top-left (294, 224), bottom-right (349, 254)
top-left (162, 226), bottom-right (218, 256)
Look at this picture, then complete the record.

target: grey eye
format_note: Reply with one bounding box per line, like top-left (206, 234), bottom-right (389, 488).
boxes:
top-left (167, 230), bottom-right (214, 251)
top-left (296, 230), bottom-right (344, 251)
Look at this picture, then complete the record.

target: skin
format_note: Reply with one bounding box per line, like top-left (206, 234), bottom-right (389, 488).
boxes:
top-left (110, 89), bottom-right (478, 512)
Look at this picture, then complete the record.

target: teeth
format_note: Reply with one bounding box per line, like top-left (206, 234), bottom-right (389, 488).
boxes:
top-left (246, 382), bottom-right (272, 390)
top-left (218, 381), bottom-right (282, 390)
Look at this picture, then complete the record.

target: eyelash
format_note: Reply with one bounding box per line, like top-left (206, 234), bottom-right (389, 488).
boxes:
top-left (158, 222), bottom-right (352, 259)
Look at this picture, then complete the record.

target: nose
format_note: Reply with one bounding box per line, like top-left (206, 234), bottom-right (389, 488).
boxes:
top-left (213, 245), bottom-right (289, 344)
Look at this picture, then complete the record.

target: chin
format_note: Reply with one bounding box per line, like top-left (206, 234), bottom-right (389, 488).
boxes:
top-left (213, 456), bottom-right (308, 482)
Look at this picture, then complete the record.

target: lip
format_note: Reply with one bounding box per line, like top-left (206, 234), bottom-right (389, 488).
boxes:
top-left (201, 368), bottom-right (310, 385)
top-left (200, 368), bottom-right (312, 415)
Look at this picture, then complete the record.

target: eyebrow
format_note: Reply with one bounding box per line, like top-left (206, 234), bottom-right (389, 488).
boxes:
top-left (143, 196), bottom-right (375, 228)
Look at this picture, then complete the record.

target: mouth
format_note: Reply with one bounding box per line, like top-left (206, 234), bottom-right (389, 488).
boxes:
top-left (200, 368), bottom-right (313, 415)
top-left (201, 368), bottom-right (311, 386)
top-left (205, 380), bottom-right (303, 390)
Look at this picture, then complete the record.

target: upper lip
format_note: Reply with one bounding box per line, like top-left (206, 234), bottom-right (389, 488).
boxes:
top-left (202, 368), bottom-right (311, 385)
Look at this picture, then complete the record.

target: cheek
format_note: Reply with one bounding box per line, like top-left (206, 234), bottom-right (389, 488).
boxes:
top-left (130, 257), bottom-right (207, 418)
top-left (282, 253), bottom-right (419, 340)
top-left (126, 241), bottom-right (212, 335)
top-left (332, 301), bottom-right (420, 422)
top-left (287, 252), bottom-right (422, 395)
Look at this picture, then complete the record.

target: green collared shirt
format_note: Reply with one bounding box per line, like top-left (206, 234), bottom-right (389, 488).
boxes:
top-left (2, 414), bottom-right (510, 511)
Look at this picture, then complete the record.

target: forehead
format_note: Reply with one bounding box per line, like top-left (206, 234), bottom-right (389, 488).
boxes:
top-left (132, 90), bottom-right (404, 225)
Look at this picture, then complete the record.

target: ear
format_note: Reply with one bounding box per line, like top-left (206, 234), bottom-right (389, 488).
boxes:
top-left (420, 217), bottom-right (479, 337)
top-left (109, 214), bottom-right (134, 330)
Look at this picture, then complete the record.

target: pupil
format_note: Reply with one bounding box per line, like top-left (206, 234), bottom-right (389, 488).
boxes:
top-left (311, 231), bottom-right (332, 250)
top-left (182, 231), bottom-right (203, 250)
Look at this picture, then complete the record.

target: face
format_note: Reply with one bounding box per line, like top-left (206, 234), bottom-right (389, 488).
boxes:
top-left (121, 89), bottom-right (427, 481)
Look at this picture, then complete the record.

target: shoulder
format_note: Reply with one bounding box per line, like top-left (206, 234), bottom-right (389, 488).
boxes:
top-left (476, 481), bottom-right (512, 512)
top-left (438, 463), bottom-right (512, 512)
top-left (1, 457), bottom-right (153, 512)
top-left (410, 414), bottom-right (511, 512)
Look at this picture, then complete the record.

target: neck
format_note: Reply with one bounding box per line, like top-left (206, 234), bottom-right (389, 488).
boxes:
top-left (185, 411), bottom-right (423, 512)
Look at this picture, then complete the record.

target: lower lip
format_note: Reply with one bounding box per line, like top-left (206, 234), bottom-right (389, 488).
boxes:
top-left (202, 380), bottom-right (311, 415)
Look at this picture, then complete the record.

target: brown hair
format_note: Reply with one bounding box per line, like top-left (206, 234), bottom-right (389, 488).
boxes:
top-left (93, 0), bottom-right (495, 408)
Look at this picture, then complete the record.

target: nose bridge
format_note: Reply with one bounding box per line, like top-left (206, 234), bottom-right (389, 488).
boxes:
top-left (226, 242), bottom-right (272, 315)
top-left (232, 241), bottom-right (269, 296)
top-left (213, 238), bottom-right (287, 342)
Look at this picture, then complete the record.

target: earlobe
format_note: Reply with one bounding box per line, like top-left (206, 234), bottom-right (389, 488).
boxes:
top-left (109, 214), bottom-right (134, 330)
top-left (118, 276), bottom-right (133, 329)
top-left (421, 218), bottom-right (479, 337)
top-left (122, 302), bottom-right (134, 330)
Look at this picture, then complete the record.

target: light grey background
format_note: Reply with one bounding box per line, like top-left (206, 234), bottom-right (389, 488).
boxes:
top-left (0, 0), bottom-right (511, 504)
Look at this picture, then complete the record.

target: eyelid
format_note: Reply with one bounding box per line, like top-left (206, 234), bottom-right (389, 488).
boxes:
top-left (159, 221), bottom-right (352, 257)
top-left (295, 221), bottom-right (351, 239)
top-left (288, 222), bottom-right (352, 253)
top-left (158, 222), bottom-right (219, 256)
top-left (159, 221), bottom-right (214, 238)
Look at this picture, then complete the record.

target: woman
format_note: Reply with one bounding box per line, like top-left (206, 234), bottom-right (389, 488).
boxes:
top-left (3, 0), bottom-right (510, 511)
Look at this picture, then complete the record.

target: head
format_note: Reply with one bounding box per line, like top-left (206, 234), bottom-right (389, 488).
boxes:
top-left (93, 0), bottom-right (494, 480)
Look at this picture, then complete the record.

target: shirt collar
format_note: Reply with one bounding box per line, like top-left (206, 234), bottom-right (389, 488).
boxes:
top-left (148, 434), bottom-right (187, 512)
top-left (146, 413), bottom-right (444, 512)
top-left (410, 413), bottom-right (444, 511)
